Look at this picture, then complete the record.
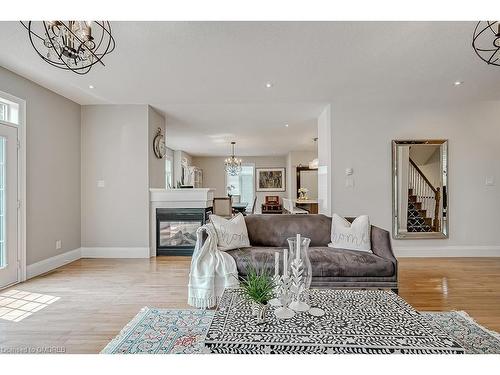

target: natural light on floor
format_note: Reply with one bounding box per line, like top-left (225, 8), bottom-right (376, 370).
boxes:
top-left (0, 290), bottom-right (60, 322)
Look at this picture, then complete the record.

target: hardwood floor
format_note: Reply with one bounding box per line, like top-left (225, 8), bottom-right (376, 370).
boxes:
top-left (0, 257), bottom-right (499, 353)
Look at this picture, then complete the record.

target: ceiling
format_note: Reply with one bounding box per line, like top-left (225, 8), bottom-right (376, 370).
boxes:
top-left (0, 21), bottom-right (499, 156)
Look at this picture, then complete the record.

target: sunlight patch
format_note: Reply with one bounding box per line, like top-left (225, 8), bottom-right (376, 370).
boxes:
top-left (0, 290), bottom-right (60, 322)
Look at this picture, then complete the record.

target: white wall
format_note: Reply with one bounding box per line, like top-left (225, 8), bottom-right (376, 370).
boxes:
top-left (331, 100), bottom-right (500, 255)
top-left (191, 155), bottom-right (288, 213)
top-left (81, 105), bottom-right (149, 250)
top-left (0, 67), bottom-right (81, 266)
top-left (147, 106), bottom-right (166, 189)
top-left (318, 105), bottom-right (332, 216)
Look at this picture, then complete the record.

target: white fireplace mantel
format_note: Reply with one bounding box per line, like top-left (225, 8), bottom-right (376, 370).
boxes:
top-left (149, 188), bottom-right (215, 208)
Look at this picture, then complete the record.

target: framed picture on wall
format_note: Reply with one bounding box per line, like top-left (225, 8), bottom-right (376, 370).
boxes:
top-left (256, 168), bottom-right (286, 192)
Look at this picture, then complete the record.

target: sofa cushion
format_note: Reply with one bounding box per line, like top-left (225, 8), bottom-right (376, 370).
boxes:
top-left (244, 214), bottom-right (331, 247)
top-left (227, 246), bottom-right (395, 278)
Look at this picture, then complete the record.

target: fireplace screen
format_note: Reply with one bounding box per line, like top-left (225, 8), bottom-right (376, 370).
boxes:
top-left (156, 208), bottom-right (210, 255)
top-left (159, 221), bottom-right (198, 248)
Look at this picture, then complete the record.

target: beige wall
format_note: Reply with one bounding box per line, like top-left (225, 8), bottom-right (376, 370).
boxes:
top-left (0, 67), bottom-right (81, 265)
top-left (147, 106), bottom-right (166, 189)
top-left (331, 100), bottom-right (500, 252)
top-left (81, 105), bottom-right (149, 248)
top-left (192, 155), bottom-right (288, 213)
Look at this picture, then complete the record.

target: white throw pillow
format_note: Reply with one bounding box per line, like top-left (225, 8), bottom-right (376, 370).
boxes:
top-left (209, 213), bottom-right (250, 251)
top-left (328, 214), bottom-right (371, 252)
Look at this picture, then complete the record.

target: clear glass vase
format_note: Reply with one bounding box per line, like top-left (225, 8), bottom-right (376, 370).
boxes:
top-left (287, 236), bottom-right (312, 312)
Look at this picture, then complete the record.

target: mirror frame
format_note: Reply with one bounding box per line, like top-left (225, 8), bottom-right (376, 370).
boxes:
top-left (296, 166), bottom-right (317, 198)
top-left (391, 139), bottom-right (449, 239)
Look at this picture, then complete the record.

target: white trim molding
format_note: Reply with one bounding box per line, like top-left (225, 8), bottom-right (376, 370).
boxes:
top-left (394, 246), bottom-right (500, 258)
top-left (26, 246), bottom-right (151, 279)
top-left (81, 247), bottom-right (150, 258)
top-left (26, 248), bottom-right (82, 279)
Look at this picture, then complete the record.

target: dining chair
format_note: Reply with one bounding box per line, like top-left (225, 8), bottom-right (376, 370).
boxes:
top-left (249, 196), bottom-right (258, 214)
top-left (213, 197), bottom-right (233, 218)
top-left (283, 198), bottom-right (308, 214)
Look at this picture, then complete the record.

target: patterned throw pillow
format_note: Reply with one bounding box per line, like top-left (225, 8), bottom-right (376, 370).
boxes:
top-left (328, 214), bottom-right (372, 252)
top-left (209, 213), bottom-right (251, 251)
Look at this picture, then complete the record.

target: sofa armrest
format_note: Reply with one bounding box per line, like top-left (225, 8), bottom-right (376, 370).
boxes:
top-left (371, 226), bottom-right (397, 265)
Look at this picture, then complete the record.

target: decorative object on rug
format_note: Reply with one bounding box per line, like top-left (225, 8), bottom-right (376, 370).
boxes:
top-left (20, 21), bottom-right (115, 74)
top-left (472, 21), bottom-right (500, 67)
top-left (256, 168), bottom-right (286, 192)
top-left (239, 264), bottom-right (275, 325)
top-left (268, 251), bottom-right (282, 307)
top-left (188, 224), bottom-right (239, 309)
top-left (209, 213), bottom-right (250, 251)
top-left (224, 141), bottom-right (242, 176)
top-left (101, 308), bottom-right (500, 354)
top-left (205, 289), bottom-right (466, 354)
top-left (329, 214), bottom-right (371, 252)
top-left (273, 248), bottom-right (295, 319)
top-left (287, 234), bottom-right (312, 312)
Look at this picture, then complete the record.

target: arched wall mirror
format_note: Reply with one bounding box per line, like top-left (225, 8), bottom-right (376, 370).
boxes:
top-left (392, 140), bottom-right (448, 239)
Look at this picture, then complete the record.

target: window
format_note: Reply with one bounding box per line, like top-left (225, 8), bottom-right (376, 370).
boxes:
top-left (0, 98), bottom-right (19, 125)
top-left (0, 102), bottom-right (7, 122)
top-left (226, 165), bottom-right (255, 210)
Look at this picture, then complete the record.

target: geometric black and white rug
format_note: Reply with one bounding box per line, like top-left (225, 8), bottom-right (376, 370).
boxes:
top-left (101, 307), bottom-right (500, 354)
top-left (204, 289), bottom-right (465, 354)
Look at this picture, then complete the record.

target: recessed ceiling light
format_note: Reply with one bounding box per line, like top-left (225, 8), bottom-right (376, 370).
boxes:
top-left (453, 81), bottom-right (463, 86)
top-left (285, 123), bottom-right (289, 127)
top-left (265, 82), bottom-right (273, 88)
top-left (89, 85), bottom-right (94, 89)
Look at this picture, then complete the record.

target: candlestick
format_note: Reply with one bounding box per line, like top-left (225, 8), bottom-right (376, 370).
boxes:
top-left (283, 248), bottom-right (288, 277)
top-left (274, 251), bottom-right (279, 277)
top-left (295, 233), bottom-right (301, 260)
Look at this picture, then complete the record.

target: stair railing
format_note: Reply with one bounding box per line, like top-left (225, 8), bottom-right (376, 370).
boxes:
top-left (408, 158), bottom-right (441, 232)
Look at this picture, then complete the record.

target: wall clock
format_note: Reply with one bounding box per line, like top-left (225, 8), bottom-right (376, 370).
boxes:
top-left (153, 127), bottom-right (166, 159)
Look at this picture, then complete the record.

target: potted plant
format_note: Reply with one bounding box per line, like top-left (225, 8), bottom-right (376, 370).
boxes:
top-left (240, 265), bottom-right (275, 324)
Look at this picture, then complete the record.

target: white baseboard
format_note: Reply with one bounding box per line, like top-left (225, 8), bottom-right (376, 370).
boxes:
top-left (394, 246), bottom-right (500, 257)
top-left (26, 248), bottom-right (82, 279)
top-left (81, 247), bottom-right (150, 258)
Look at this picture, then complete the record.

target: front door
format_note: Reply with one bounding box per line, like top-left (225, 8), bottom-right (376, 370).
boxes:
top-left (0, 123), bottom-right (18, 288)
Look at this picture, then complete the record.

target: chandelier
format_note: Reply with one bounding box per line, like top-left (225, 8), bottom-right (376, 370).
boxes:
top-left (472, 21), bottom-right (500, 67)
top-left (20, 21), bottom-right (115, 75)
top-left (224, 142), bottom-right (242, 176)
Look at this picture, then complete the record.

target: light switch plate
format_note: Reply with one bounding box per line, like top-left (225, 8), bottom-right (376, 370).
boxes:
top-left (97, 180), bottom-right (105, 188)
top-left (485, 176), bottom-right (495, 186)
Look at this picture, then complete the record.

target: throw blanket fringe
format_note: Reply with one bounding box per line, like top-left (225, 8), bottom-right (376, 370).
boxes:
top-left (188, 224), bottom-right (239, 309)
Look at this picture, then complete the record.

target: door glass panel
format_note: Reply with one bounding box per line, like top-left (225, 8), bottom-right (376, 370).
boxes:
top-left (0, 136), bottom-right (5, 268)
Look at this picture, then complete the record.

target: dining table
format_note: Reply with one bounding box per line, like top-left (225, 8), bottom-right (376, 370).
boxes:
top-left (232, 202), bottom-right (248, 215)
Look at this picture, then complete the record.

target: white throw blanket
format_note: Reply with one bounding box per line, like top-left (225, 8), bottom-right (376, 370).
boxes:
top-left (188, 224), bottom-right (239, 308)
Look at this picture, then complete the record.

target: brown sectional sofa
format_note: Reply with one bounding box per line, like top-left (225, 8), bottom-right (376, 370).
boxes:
top-left (226, 214), bottom-right (398, 293)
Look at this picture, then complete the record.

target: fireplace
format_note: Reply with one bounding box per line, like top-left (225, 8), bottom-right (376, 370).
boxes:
top-left (156, 208), bottom-right (211, 255)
